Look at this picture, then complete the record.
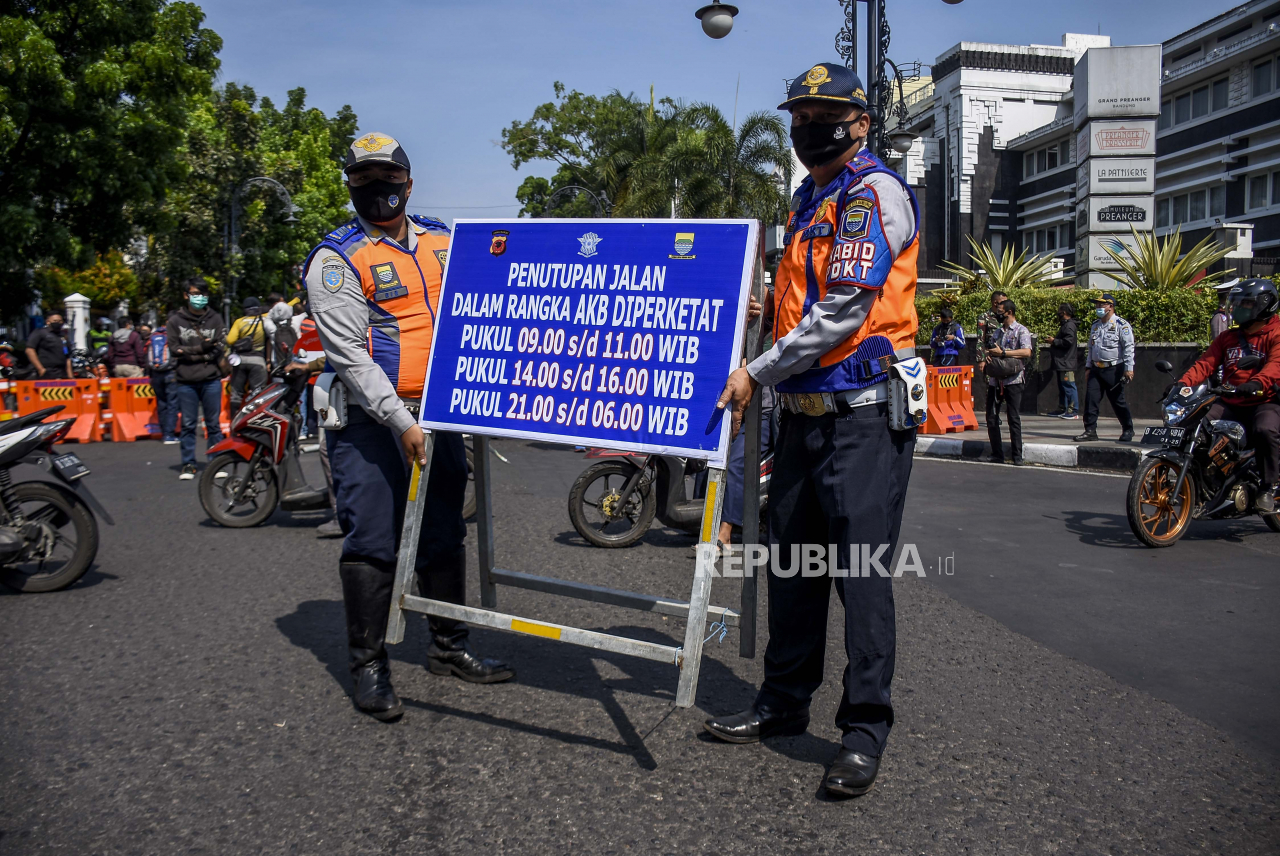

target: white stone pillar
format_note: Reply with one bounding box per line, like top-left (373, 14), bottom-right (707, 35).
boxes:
top-left (63, 292), bottom-right (91, 351)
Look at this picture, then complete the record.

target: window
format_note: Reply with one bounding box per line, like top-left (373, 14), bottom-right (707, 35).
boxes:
top-left (1047, 146), bottom-right (1058, 170)
top-left (1273, 171), bottom-right (1280, 206)
top-left (1159, 99), bottom-right (1173, 130)
top-left (990, 232), bottom-right (1004, 257)
top-left (1210, 185), bottom-right (1226, 218)
top-left (1175, 92), bottom-right (1191, 123)
top-left (1059, 223), bottom-right (1071, 247)
top-left (1255, 60), bottom-right (1274, 98)
top-left (1046, 227), bottom-right (1057, 251)
top-left (1189, 189), bottom-right (1206, 221)
top-left (1037, 149), bottom-right (1048, 172)
top-left (1035, 229), bottom-right (1046, 253)
top-left (1212, 77), bottom-right (1229, 111)
top-left (1156, 198), bottom-right (1171, 228)
top-left (1022, 142), bottom-right (1068, 180)
top-left (1192, 85), bottom-right (1209, 118)
top-left (1249, 174), bottom-right (1270, 210)
top-left (1172, 194), bottom-right (1189, 224)
top-left (1024, 153), bottom-right (1035, 178)
top-left (1060, 140), bottom-right (1070, 164)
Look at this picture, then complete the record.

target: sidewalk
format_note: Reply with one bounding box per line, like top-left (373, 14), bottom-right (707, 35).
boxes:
top-left (916, 413), bottom-right (1161, 471)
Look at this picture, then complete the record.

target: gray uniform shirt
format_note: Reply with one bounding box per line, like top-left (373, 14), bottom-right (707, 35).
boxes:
top-left (1087, 314), bottom-right (1135, 372)
top-left (304, 216), bottom-right (430, 437)
top-left (746, 170), bottom-right (916, 387)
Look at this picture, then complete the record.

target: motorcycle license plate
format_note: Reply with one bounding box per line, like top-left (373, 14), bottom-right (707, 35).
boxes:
top-left (1141, 427), bottom-right (1185, 446)
top-left (51, 452), bottom-right (90, 481)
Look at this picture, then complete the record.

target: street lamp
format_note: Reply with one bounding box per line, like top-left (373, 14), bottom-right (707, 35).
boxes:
top-left (695, 1), bottom-right (738, 39)
top-left (224, 176), bottom-right (302, 320)
top-left (541, 185), bottom-right (612, 218)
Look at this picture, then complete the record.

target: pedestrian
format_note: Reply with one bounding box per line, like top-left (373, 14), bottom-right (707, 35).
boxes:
top-left (709, 63), bottom-right (920, 799)
top-left (88, 317), bottom-right (112, 353)
top-left (138, 323), bottom-right (153, 341)
top-left (147, 320), bottom-right (179, 444)
top-left (1074, 293), bottom-right (1135, 443)
top-left (107, 317), bottom-right (147, 378)
top-left (982, 299), bottom-right (1032, 464)
top-left (1047, 302), bottom-right (1079, 419)
top-left (167, 279), bottom-right (227, 480)
top-left (1211, 285), bottom-right (1233, 339)
top-left (304, 131), bottom-right (512, 722)
top-left (928, 307), bottom-right (965, 366)
top-left (973, 290), bottom-right (1009, 376)
top-left (24, 314), bottom-right (73, 379)
top-left (269, 299), bottom-right (297, 367)
top-left (225, 296), bottom-right (276, 415)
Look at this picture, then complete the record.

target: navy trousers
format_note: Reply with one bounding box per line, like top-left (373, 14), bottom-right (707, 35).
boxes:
top-left (176, 379), bottom-right (223, 465)
top-left (756, 402), bottom-right (915, 758)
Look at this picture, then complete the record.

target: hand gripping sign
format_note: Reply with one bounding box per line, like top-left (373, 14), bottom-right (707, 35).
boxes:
top-left (387, 219), bottom-right (761, 707)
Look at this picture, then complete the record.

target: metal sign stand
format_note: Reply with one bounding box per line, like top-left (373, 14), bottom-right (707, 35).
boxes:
top-left (385, 242), bottom-right (767, 708)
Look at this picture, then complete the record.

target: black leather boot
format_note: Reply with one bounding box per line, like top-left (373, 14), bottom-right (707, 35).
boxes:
top-left (703, 704), bottom-right (810, 743)
top-left (418, 550), bottom-right (515, 684)
top-left (823, 748), bottom-right (880, 797)
top-left (339, 561), bottom-right (402, 721)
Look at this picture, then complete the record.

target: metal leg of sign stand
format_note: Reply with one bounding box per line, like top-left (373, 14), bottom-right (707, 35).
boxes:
top-left (740, 391), bottom-right (761, 660)
top-left (473, 435), bottom-right (498, 609)
top-left (386, 432), bottom-right (436, 646)
top-left (386, 434), bottom-right (729, 708)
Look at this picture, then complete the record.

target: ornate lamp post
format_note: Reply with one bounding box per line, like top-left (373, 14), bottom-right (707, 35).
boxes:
top-left (224, 176), bottom-right (301, 320)
top-left (541, 185), bottom-right (612, 218)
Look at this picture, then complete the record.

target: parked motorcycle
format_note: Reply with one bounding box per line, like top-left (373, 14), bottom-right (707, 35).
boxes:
top-left (199, 368), bottom-right (329, 527)
top-left (71, 345), bottom-right (109, 379)
top-left (568, 448), bottom-right (773, 548)
top-left (0, 405), bottom-right (114, 592)
top-left (1127, 358), bottom-right (1280, 547)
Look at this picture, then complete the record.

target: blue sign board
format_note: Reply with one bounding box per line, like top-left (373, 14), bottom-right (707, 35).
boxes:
top-left (418, 219), bottom-right (759, 467)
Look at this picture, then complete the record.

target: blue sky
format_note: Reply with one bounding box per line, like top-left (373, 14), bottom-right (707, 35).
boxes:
top-left (202, 0), bottom-right (1219, 230)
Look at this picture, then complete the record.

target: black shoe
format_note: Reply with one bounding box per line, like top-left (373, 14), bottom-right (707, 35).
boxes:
top-left (1256, 489), bottom-right (1276, 514)
top-left (426, 638), bottom-right (515, 683)
top-left (987, 455), bottom-right (1006, 464)
top-left (179, 463), bottom-right (197, 480)
top-left (1073, 430), bottom-right (1099, 442)
top-left (1119, 429), bottom-right (1135, 443)
top-left (1012, 458), bottom-right (1024, 466)
top-left (823, 748), bottom-right (880, 797)
top-left (1045, 409), bottom-right (1066, 418)
top-left (703, 704), bottom-right (810, 744)
top-left (351, 656), bottom-right (403, 721)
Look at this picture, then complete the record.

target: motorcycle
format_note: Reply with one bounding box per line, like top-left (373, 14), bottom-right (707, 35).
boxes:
top-left (71, 345), bottom-right (109, 379)
top-left (199, 368), bottom-right (330, 527)
top-left (568, 448), bottom-right (773, 548)
top-left (0, 405), bottom-right (114, 592)
top-left (1126, 358), bottom-right (1280, 547)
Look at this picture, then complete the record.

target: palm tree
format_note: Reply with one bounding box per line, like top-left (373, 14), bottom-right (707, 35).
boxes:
top-left (939, 236), bottom-right (1070, 293)
top-left (1100, 226), bottom-right (1231, 290)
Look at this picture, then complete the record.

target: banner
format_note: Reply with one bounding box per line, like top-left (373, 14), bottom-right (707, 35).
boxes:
top-left (418, 219), bottom-right (759, 467)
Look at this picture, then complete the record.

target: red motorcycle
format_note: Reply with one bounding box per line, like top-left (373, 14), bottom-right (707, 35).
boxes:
top-left (198, 369), bottom-right (329, 527)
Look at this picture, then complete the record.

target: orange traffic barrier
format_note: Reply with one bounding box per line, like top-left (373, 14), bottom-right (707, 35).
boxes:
top-left (0, 380), bottom-right (18, 422)
top-left (15, 379), bottom-right (103, 442)
top-left (921, 365), bottom-right (978, 435)
top-left (109, 377), bottom-right (162, 442)
top-left (219, 378), bottom-right (232, 436)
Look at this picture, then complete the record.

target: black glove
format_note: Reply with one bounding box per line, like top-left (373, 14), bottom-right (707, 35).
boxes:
top-left (1234, 380), bottom-right (1264, 396)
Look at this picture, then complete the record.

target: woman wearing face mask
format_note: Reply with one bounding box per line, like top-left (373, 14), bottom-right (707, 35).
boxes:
top-left (167, 279), bottom-right (228, 480)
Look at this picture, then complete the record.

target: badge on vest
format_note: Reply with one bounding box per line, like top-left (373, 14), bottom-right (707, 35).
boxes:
top-left (433, 249), bottom-right (449, 270)
top-left (800, 223), bottom-right (832, 242)
top-left (321, 263), bottom-right (345, 292)
top-left (370, 262), bottom-right (408, 301)
top-left (840, 197), bottom-right (874, 240)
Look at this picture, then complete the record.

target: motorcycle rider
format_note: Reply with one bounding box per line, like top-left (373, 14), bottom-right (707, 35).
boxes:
top-left (1177, 279), bottom-right (1280, 512)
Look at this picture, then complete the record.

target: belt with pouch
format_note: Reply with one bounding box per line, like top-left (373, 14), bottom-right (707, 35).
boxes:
top-left (401, 396), bottom-right (421, 418)
top-left (1092, 359), bottom-right (1119, 368)
top-left (779, 381), bottom-right (889, 416)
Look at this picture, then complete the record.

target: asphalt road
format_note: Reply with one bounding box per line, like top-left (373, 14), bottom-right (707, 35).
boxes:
top-left (1, 438), bottom-right (1278, 855)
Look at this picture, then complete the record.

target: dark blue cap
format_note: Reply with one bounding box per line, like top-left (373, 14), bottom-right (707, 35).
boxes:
top-left (779, 62), bottom-right (868, 111)
top-left (1095, 292), bottom-right (1117, 305)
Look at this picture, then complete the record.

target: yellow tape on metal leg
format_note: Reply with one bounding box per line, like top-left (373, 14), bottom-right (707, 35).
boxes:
top-left (407, 460), bottom-right (422, 502)
top-left (700, 479), bottom-right (718, 543)
top-left (510, 619), bottom-right (562, 640)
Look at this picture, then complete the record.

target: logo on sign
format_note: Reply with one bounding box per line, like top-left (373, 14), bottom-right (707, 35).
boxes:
top-left (578, 232), bottom-right (602, 258)
top-left (1096, 126), bottom-right (1151, 150)
top-left (669, 232), bottom-right (696, 260)
top-left (1097, 204), bottom-right (1147, 223)
top-left (490, 230), bottom-right (509, 256)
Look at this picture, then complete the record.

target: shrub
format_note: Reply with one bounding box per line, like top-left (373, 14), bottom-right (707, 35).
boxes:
top-left (916, 286), bottom-right (1218, 347)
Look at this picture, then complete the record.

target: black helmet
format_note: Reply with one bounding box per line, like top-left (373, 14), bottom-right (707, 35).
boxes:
top-left (1228, 278), bottom-right (1279, 325)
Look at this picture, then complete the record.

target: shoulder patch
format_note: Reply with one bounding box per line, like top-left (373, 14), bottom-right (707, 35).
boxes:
top-left (325, 221), bottom-right (359, 243)
top-left (409, 214), bottom-right (450, 233)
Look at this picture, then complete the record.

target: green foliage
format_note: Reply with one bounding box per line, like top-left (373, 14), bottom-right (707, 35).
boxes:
top-left (34, 252), bottom-right (141, 308)
top-left (502, 83), bottom-right (790, 222)
top-left (1101, 227), bottom-right (1232, 290)
top-left (0, 1), bottom-right (221, 317)
top-left (916, 286), bottom-right (1219, 347)
top-left (938, 236), bottom-right (1069, 293)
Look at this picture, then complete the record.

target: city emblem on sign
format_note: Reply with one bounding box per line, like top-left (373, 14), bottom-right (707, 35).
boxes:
top-left (490, 230), bottom-right (509, 256)
top-left (669, 232), bottom-right (696, 259)
top-left (578, 231), bottom-right (603, 258)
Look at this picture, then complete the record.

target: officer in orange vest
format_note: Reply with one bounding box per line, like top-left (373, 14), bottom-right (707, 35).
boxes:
top-left (708, 64), bottom-right (920, 798)
top-left (304, 132), bottom-right (513, 722)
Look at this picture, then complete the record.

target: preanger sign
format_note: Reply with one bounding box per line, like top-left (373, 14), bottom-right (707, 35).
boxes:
top-left (418, 219), bottom-right (758, 467)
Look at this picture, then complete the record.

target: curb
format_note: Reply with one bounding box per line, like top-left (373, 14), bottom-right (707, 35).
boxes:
top-left (915, 435), bottom-right (1144, 472)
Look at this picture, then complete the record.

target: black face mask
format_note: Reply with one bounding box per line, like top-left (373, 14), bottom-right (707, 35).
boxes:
top-left (348, 178), bottom-right (408, 223)
top-left (48, 322), bottom-right (63, 333)
top-left (790, 120), bottom-right (859, 170)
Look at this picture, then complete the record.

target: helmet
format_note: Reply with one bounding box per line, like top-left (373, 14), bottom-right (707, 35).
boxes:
top-left (1228, 278), bottom-right (1278, 326)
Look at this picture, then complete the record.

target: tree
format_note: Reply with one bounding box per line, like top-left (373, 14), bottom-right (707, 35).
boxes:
top-left (939, 237), bottom-right (1070, 293)
top-left (0, 1), bottom-right (221, 317)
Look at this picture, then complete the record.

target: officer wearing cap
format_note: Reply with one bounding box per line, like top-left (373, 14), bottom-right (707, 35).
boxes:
top-left (1073, 292), bottom-right (1135, 443)
top-left (304, 132), bottom-right (513, 722)
top-left (710, 63), bottom-right (921, 798)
